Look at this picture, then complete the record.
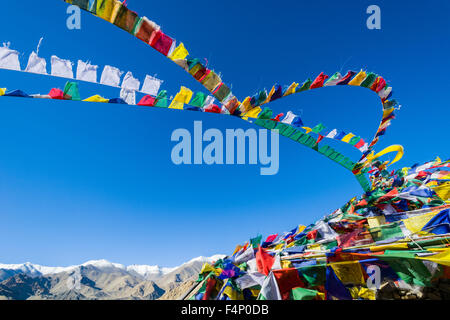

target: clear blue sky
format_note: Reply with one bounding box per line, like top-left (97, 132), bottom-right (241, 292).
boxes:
top-left (0, 0), bottom-right (448, 267)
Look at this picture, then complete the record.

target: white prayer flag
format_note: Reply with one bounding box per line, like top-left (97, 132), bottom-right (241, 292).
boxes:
top-left (314, 220), bottom-right (338, 241)
top-left (0, 46), bottom-right (21, 71)
top-left (120, 88), bottom-right (136, 105)
top-left (121, 71), bottom-right (140, 91)
top-left (324, 72), bottom-right (343, 86)
top-left (358, 143), bottom-right (369, 153)
top-left (100, 65), bottom-right (122, 87)
top-left (234, 245), bottom-right (254, 265)
top-left (167, 40), bottom-right (177, 58)
top-left (51, 55), bottom-right (73, 78)
top-left (325, 129), bottom-right (338, 139)
top-left (281, 111), bottom-right (297, 124)
top-left (203, 95), bottom-right (215, 108)
top-left (25, 51), bottom-right (47, 74)
top-left (141, 75), bottom-right (162, 96)
top-left (258, 271), bottom-right (282, 300)
top-left (76, 60), bottom-right (98, 83)
top-left (378, 86), bottom-right (392, 100)
top-left (235, 272), bottom-right (266, 290)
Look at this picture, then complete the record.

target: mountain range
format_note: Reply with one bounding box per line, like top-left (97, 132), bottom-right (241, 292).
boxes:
top-left (0, 255), bottom-right (224, 300)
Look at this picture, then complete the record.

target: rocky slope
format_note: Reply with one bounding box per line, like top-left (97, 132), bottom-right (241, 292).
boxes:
top-left (0, 255), bottom-right (224, 300)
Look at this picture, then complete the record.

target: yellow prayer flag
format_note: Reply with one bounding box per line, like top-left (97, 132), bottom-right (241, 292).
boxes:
top-left (200, 263), bottom-right (215, 275)
top-left (308, 243), bottom-right (321, 251)
top-left (281, 260), bottom-right (293, 269)
top-left (286, 241), bottom-right (296, 248)
top-left (249, 288), bottom-right (260, 297)
top-left (369, 242), bottom-right (408, 252)
top-left (283, 82), bottom-right (299, 96)
top-left (169, 42), bottom-right (189, 61)
top-left (223, 281), bottom-right (244, 300)
top-left (302, 127), bottom-right (312, 134)
top-left (83, 95), bottom-right (109, 103)
top-left (426, 181), bottom-right (438, 187)
top-left (316, 292), bottom-right (325, 300)
top-left (331, 261), bottom-right (365, 285)
top-left (109, 0), bottom-right (123, 23)
top-left (0, 88), bottom-right (6, 96)
top-left (244, 107), bottom-right (262, 119)
top-left (402, 211), bottom-right (438, 233)
top-left (96, 0), bottom-right (115, 22)
top-left (265, 86), bottom-right (276, 103)
top-left (297, 225), bottom-right (307, 234)
top-left (419, 248), bottom-right (450, 267)
top-left (169, 86), bottom-right (193, 109)
top-left (348, 70), bottom-right (367, 86)
top-left (382, 107), bottom-right (395, 119)
top-left (367, 216), bottom-right (386, 229)
top-left (240, 97), bottom-right (252, 113)
top-left (342, 133), bottom-right (355, 143)
top-left (433, 182), bottom-right (450, 202)
top-left (348, 287), bottom-right (359, 299)
top-left (356, 287), bottom-right (376, 300)
top-left (274, 243), bottom-right (284, 251)
top-left (232, 245), bottom-right (243, 257)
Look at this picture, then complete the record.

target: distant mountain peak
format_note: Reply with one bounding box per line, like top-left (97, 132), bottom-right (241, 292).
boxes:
top-left (0, 254), bottom-right (226, 300)
top-left (0, 254), bottom-right (226, 281)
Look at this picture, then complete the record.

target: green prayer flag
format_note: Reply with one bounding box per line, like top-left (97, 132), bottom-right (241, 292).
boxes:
top-left (63, 81), bottom-right (81, 101)
top-left (322, 240), bottom-right (338, 250)
top-left (69, 0), bottom-right (90, 11)
top-left (369, 222), bottom-right (405, 242)
top-left (274, 122), bottom-right (290, 135)
top-left (360, 72), bottom-right (377, 88)
top-left (154, 90), bottom-right (168, 107)
top-left (214, 84), bottom-right (231, 102)
top-left (257, 107), bottom-right (273, 120)
top-left (324, 72), bottom-right (341, 85)
top-left (256, 90), bottom-right (267, 105)
top-left (379, 252), bottom-right (434, 286)
top-left (281, 125), bottom-right (297, 137)
top-left (290, 287), bottom-right (319, 300)
top-left (289, 130), bottom-right (305, 142)
top-left (298, 265), bottom-right (326, 287)
top-left (296, 79), bottom-right (312, 92)
top-left (311, 123), bottom-right (326, 134)
top-left (349, 136), bottom-right (361, 146)
top-left (190, 92), bottom-right (207, 107)
top-left (250, 235), bottom-right (262, 248)
top-left (383, 100), bottom-right (398, 109)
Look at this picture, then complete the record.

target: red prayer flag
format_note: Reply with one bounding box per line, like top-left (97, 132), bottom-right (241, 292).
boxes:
top-left (149, 30), bottom-right (173, 56)
top-left (265, 234), bottom-right (278, 243)
top-left (354, 138), bottom-right (365, 149)
top-left (255, 246), bottom-right (275, 276)
top-left (48, 88), bottom-right (65, 100)
top-left (375, 77), bottom-right (386, 93)
top-left (202, 277), bottom-right (217, 300)
top-left (271, 113), bottom-right (284, 122)
top-left (310, 72), bottom-right (329, 89)
top-left (316, 134), bottom-right (324, 144)
top-left (273, 268), bottom-right (306, 300)
top-left (137, 95), bottom-right (155, 106)
top-left (306, 229), bottom-right (318, 240)
top-left (204, 104), bottom-right (222, 113)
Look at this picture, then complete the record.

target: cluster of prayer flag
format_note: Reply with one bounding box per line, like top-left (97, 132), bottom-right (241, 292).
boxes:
top-left (187, 158), bottom-right (450, 300)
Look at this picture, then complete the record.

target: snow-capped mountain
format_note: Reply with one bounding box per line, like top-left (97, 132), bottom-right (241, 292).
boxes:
top-left (0, 255), bottom-right (225, 281)
top-left (0, 255), bottom-right (225, 300)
